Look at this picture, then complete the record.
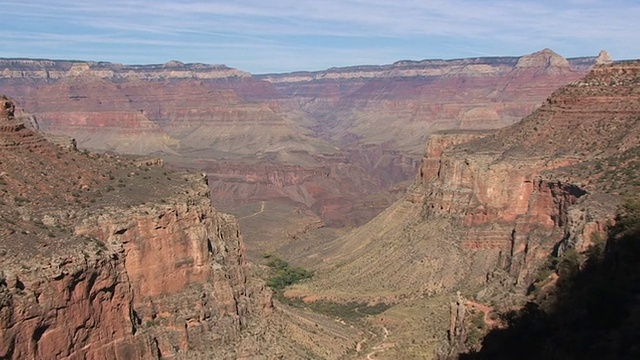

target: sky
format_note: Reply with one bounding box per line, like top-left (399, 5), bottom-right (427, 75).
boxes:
top-left (1, 0), bottom-right (639, 74)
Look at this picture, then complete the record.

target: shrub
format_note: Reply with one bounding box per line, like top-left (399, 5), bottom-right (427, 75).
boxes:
top-left (264, 254), bottom-right (313, 291)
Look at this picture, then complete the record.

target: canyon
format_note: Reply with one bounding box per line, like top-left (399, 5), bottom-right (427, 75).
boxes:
top-left (0, 49), bottom-right (609, 259)
top-left (0, 96), bottom-right (271, 358)
top-left (287, 60), bottom-right (640, 357)
top-left (0, 97), bottom-right (365, 359)
top-left (2, 50), bottom-right (638, 359)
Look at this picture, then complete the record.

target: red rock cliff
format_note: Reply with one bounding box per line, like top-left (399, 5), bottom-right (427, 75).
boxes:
top-left (0, 98), bottom-right (272, 359)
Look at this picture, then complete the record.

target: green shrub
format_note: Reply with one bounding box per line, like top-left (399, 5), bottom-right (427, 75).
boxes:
top-left (264, 254), bottom-right (313, 291)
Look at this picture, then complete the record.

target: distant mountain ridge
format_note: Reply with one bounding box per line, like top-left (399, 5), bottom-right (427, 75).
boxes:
top-left (258, 49), bottom-right (610, 81)
top-left (1, 49), bottom-right (610, 81)
top-left (0, 58), bottom-right (249, 80)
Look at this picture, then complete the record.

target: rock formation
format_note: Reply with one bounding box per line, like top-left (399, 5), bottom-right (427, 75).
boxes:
top-left (0, 97), bottom-right (274, 359)
top-left (291, 60), bottom-right (639, 310)
top-left (0, 59), bottom-right (249, 80)
top-left (514, 48), bottom-right (571, 72)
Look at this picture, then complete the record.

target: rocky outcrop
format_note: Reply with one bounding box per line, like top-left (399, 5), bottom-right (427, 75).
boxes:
top-left (420, 148), bottom-right (589, 285)
top-left (417, 130), bottom-right (490, 191)
top-left (0, 196), bottom-right (273, 359)
top-left (74, 177), bottom-right (272, 347)
top-left (0, 99), bottom-right (273, 359)
top-left (0, 249), bottom-right (152, 359)
top-left (515, 48), bottom-right (571, 72)
top-left (0, 96), bottom-right (14, 118)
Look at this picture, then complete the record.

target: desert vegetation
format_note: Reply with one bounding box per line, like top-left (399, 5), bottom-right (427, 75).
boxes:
top-left (263, 253), bottom-right (314, 292)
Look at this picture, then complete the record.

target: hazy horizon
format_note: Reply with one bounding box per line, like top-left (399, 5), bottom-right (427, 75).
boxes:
top-left (2, 1), bottom-right (638, 73)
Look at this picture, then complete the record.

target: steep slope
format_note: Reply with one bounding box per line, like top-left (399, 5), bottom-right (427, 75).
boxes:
top-left (0, 96), bottom-right (375, 359)
top-left (291, 60), bottom-right (639, 309)
top-left (458, 197), bottom-right (640, 359)
top-left (0, 96), bottom-right (275, 358)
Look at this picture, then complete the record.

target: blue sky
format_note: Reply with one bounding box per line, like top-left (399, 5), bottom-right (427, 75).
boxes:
top-left (1, 0), bottom-right (638, 73)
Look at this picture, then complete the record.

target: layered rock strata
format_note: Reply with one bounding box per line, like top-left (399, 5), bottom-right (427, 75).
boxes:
top-left (0, 97), bottom-right (272, 359)
top-left (261, 49), bottom-right (605, 157)
top-left (0, 59), bottom-right (249, 80)
top-left (291, 60), bottom-right (638, 304)
top-left (0, 50), bottom-right (603, 237)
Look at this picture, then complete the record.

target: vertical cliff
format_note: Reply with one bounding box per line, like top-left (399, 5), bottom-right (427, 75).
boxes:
top-left (0, 97), bottom-right (272, 359)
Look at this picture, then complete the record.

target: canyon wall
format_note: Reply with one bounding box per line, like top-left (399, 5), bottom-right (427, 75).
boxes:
top-left (0, 98), bottom-right (272, 359)
top-left (261, 49), bottom-right (611, 157)
top-left (0, 59), bottom-right (250, 80)
top-left (0, 49), bottom-right (605, 164)
top-left (291, 60), bottom-right (638, 304)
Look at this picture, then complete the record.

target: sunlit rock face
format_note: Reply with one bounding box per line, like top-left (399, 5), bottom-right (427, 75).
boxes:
top-left (0, 98), bottom-right (272, 359)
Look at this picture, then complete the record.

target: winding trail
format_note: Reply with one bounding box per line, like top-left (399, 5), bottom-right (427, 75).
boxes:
top-left (238, 201), bottom-right (265, 220)
top-left (465, 300), bottom-right (497, 328)
top-left (362, 325), bottom-right (394, 360)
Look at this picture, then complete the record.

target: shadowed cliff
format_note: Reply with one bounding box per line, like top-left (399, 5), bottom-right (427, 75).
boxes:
top-left (460, 197), bottom-right (640, 360)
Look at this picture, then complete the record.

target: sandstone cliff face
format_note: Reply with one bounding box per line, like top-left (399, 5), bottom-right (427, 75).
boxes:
top-left (420, 60), bottom-right (640, 286)
top-left (292, 60), bottom-right (638, 304)
top-left (419, 147), bottom-right (588, 287)
top-left (0, 98), bottom-right (272, 359)
top-left (0, 76), bottom-right (320, 158)
top-left (72, 179), bottom-right (272, 355)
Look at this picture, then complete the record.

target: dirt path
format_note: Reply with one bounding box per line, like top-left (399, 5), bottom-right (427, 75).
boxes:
top-left (465, 300), bottom-right (497, 328)
top-left (238, 201), bottom-right (265, 220)
top-left (363, 325), bottom-right (394, 360)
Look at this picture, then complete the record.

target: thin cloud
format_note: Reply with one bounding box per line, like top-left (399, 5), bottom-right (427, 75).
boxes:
top-left (1, 0), bottom-right (638, 72)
